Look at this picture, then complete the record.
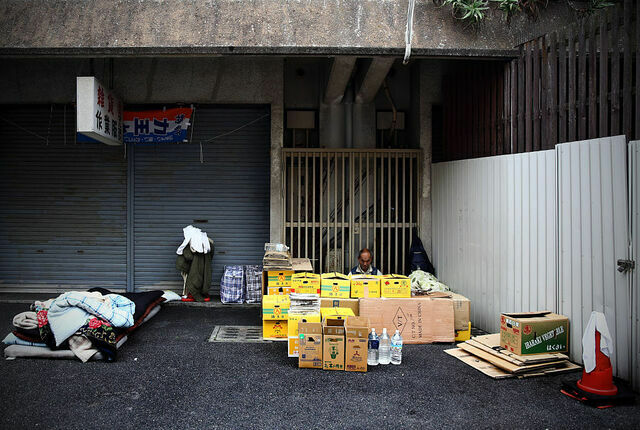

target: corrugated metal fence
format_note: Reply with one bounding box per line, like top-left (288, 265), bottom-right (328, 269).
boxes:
top-left (432, 150), bottom-right (557, 332)
top-left (630, 140), bottom-right (640, 392)
top-left (433, 136), bottom-right (638, 387)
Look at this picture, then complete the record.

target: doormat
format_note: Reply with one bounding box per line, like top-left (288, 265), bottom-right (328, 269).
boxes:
top-left (208, 325), bottom-right (271, 343)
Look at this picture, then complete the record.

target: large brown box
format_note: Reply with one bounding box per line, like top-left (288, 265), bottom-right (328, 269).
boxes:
top-left (322, 317), bottom-right (346, 371)
top-left (320, 298), bottom-right (359, 316)
top-left (345, 316), bottom-right (370, 372)
top-left (359, 297), bottom-right (455, 344)
top-left (298, 322), bottom-right (323, 369)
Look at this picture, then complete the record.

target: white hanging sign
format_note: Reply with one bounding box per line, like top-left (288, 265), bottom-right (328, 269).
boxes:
top-left (76, 76), bottom-right (123, 146)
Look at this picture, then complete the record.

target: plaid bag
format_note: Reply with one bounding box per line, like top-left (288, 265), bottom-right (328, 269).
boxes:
top-left (244, 265), bottom-right (263, 304)
top-left (220, 265), bottom-right (244, 304)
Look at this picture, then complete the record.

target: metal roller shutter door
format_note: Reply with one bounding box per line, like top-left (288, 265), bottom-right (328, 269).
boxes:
top-left (133, 106), bottom-right (270, 292)
top-left (0, 106), bottom-right (127, 293)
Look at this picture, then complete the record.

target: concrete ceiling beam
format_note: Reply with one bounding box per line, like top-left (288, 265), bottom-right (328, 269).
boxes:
top-left (323, 56), bottom-right (357, 105)
top-left (355, 57), bottom-right (395, 104)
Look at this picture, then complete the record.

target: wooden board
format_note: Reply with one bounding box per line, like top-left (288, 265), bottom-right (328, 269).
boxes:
top-left (444, 348), bottom-right (514, 380)
top-left (472, 333), bottom-right (568, 364)
top-left (458, 343), bottom-right (564, 375)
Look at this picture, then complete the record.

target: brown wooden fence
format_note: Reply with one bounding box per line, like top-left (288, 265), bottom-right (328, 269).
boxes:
top-left (439, 1), bottom-right (638, 162)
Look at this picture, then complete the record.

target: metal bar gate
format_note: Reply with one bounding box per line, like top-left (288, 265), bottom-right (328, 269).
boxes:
top-left (283, 149), bottom-right (421, 275)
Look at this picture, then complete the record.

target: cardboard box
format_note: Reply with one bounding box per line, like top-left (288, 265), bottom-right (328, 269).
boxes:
top-left (322, 317), bottom-right (346, 371)
top-left (262, 295), bottom-right (290, 320)
top-left (350, 274), bottom-right (381, 298)
top-left (287, 312), bottom-right (321, 357)
top-left (451, 293), bottom-right (471, 331)
top-left (320, 298), bottom-right (359, 316)
top-left (320, 307), bottom-right (355, 319)
top-left (268, 286), bottom-right (293, 295)
top-left (345, 316), bottom-right (370, 372)
top-left (263, 320), bottom-right (288, 338)
top-left (359, 297), bottom-right (455, 344)
top-left (291, 272), bottom-right (321, 295)
top-left (298, 322), bottom-right (323, 369)
top-left (500, 311), bottom-right (569, 355)
top-left (321, 272), bottom-right (351, 298)
top-left (380, 274), bottom-right (411, 298)
top-left (267, 270), bottom-right (294, 287)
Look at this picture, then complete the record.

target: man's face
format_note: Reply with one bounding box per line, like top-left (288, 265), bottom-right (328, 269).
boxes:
top-left (358, 252), bottom-right (372, 272)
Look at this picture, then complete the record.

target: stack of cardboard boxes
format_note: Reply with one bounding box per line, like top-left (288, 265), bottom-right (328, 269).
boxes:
top-left (261, 270), bottom-right (472, 371)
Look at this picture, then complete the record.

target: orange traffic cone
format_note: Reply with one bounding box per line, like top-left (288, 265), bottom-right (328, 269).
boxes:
top-left (576, 331), bottom-right (618, 396)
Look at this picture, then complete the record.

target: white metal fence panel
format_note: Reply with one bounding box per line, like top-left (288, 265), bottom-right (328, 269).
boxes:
top-left (630, 140), bottom-right (640, 392)
top-left (432, 150), bottom-right (557, 333)
top-left (557, 136), bottom-right (631, 380)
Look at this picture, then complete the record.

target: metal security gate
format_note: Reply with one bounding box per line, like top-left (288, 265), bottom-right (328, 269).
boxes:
top-left (0, 105), bottom-right (127, 293)
top-left (132, 106), bottom-right (270, 292)
top-left (283, 149), bottom-right (421, 274)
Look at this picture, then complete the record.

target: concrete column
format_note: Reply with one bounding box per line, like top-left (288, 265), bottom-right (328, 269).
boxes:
top-left (352, 102), bottom-right (376, 148)
top-left (418, 60), bottom-right (444, 255)
top-left (270, 62), bottom-right (285, 243)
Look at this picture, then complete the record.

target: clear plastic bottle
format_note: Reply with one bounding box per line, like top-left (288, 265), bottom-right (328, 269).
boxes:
top-left (367, 328), bottom-right (380, 366)
top-left (391, 329), bottom-right (403, 365)
top-left (379, 328), bottom-right (391, 365)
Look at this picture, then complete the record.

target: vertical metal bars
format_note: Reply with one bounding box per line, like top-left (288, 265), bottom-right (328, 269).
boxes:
top-left (283, 149), bottom-right (420, 275)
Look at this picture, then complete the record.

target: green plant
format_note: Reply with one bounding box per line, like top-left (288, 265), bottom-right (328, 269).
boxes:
top-left (491, 0), bottom-right (521, 22)
top-left (442, 0), bottom-right (490, 27)
top-left (567, 0), bottom-right (616, 17)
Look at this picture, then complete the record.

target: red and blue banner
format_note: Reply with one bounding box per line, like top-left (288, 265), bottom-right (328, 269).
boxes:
top-left (123, 107), bottom-right (193, 143)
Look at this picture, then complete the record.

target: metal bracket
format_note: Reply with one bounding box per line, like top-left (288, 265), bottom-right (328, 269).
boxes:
top-left (617, 259), bottom-right (635, 273)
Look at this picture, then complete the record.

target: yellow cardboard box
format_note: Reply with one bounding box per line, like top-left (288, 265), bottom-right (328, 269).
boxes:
top-left (322, 317), bottom-right (346, 371)
top-left (321, 272), bottom-right (351, 298)
top-left (298, 322), bottom-right (323, 369)
top-left (380, 274), bottom-right (412, 298)
top-left (320, 307), bottom-right (355, 319)
top-left (262, 294), bottom-right (290, 320)
top-left (267, 270), bottom-right (294, 287)
top-left (350, 274), bottom-right (381, 298)
top-left (291, 272), bottom-right (321, 295)
top-left (287, 312), bottom-right (321, 357)
top-left (263, 320), bottom-right (288, 339)
top-left (268, 286), bottom-right (293, 295)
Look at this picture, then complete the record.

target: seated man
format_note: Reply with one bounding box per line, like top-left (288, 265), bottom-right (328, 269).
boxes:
top-left (349, 248), bottom-right (383, 276)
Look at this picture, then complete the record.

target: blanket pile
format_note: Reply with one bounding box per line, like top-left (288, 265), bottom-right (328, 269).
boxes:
top-left (3, 288), bottom-right (168, 362)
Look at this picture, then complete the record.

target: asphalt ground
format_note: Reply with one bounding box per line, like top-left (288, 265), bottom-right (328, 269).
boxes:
top-left (1, 302), bottom-right (639, 430)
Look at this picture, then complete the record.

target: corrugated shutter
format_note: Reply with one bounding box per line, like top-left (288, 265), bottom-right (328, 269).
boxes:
top-left (133, 106), bottom-right (270, 292)
top-left (0, 105), bottom-right (127, 293)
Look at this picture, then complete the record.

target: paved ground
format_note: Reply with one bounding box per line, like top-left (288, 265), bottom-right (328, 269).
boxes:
top-left (1, 302), bottom-right (638, 430)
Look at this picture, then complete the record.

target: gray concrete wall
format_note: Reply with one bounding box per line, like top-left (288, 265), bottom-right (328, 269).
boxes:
top-left (0, 0), bottom-right (575, 57)
top-left (0, 57), bottom-right (282, 105)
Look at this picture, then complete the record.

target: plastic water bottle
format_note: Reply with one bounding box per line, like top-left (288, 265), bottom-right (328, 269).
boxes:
top-left (379, 328), bottom-right (391, 365)
top-left (367, 328), bottom-right (380, 366)
top-left (391, 329), bottom-right (403, 365)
